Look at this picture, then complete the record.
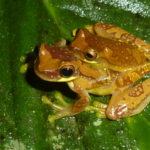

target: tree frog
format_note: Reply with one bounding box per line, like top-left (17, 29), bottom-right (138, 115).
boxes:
top-left (34, 23), bottom-right (150, 122)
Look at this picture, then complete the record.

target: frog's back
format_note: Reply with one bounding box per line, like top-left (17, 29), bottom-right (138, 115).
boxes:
top-left (71, 28), bottom-right (149, 70)
top-left (86, 34), bottom-right (148, 67)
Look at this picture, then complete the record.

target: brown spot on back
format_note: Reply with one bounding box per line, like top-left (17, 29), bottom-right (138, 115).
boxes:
top-left (116, 64), bottom-right (150, 87)
top-left (128, 83), bottom-right (144, 97)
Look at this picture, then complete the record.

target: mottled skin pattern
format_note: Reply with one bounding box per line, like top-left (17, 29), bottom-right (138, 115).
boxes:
top-left (34, 23), bottom-right (150, 122)
top-left (71, 24), bottom-right (150, 70)
top-left (94, 23), bottom-right (150, 57)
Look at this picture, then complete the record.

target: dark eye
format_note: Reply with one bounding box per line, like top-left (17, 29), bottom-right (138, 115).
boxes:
top-left (84, 48), bottom-right (97, 61)
top-left (59, 65), bottom-right (75, 77)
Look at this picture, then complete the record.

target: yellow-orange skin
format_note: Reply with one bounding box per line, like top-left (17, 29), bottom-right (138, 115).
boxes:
top-left (35, 23), bottom-right (150, 120)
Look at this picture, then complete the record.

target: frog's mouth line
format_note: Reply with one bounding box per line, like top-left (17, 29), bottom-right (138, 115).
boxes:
top-left (34, 65), bottom-right (77, 82)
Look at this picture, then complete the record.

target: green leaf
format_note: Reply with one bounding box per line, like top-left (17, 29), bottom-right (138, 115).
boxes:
top-left (0, 0), bottom-right (150, 150)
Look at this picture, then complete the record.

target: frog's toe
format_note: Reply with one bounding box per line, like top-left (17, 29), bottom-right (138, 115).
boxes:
top-left (42, 91), bottom-right (71, 110)
top-left (85, 101), bottom-right (107, 118)
top-left (42, 93), bottom-right (75, 122)
top-left (93, 101), bottom-right (107, 109)
top-left (54, 91), bottom-right (71, 107)
top-left (48, 114), bottom-right (68, 123)
top-left (20, 63), bottom-right (28, 73)
top-left (48, 109), bottom-right (75, 123)
top-left (48, 115), bottom-right (58, 124)
top-left (42, 95), bottom-right (67, 111)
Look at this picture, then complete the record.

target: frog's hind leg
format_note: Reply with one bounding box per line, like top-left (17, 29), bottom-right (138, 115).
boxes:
top-left (106, 78), bottom-right (150, 120)
top-left (94, 23), bottom-right (150, 59)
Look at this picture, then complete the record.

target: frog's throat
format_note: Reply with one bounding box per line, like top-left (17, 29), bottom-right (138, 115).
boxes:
top-left (57, 76), bottom-right (77, 82)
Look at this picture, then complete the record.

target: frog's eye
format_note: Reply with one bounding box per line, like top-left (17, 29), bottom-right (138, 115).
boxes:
top-left (84, 48), bottom-right (97, 61)
top-left (59, 65), bottom-right (75, 77)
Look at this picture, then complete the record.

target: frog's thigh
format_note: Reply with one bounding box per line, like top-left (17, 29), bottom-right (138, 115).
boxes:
top-left (106, 78), bottom-right (150, 120)
top-left (94, 23), bottom-right (150, 55)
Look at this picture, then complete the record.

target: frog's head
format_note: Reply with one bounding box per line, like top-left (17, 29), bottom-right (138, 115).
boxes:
top-left (34, 44), bottom-right (101, 82)
top-left (34, 44), bottom-right (81, 82)
top-left (71, 28), bottom-right (101, 64)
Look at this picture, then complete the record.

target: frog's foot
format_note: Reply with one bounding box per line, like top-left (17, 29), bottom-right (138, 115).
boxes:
top-left (85, 101), bottom-right (107, 118)
top-left (20, 53), bottom-right (36, 74)
top-left (20, 63), bottom-right (28, 73)
top-left (42, 92), bottom-right (75, 123)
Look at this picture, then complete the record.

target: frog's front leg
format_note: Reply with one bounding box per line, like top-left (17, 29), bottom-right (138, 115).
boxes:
top-left (68, 81), bottom-right (91, 113)
top-left (94, 23), bottom-right (150, 58)
top-left (69, 81), bottom-right (107, 118)
top-left (42, 92), bottom-right (72, 123)
top-left (106, 78), bottom-right (150, 120)
top-left (42, 83), bottom-right (92, 123)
